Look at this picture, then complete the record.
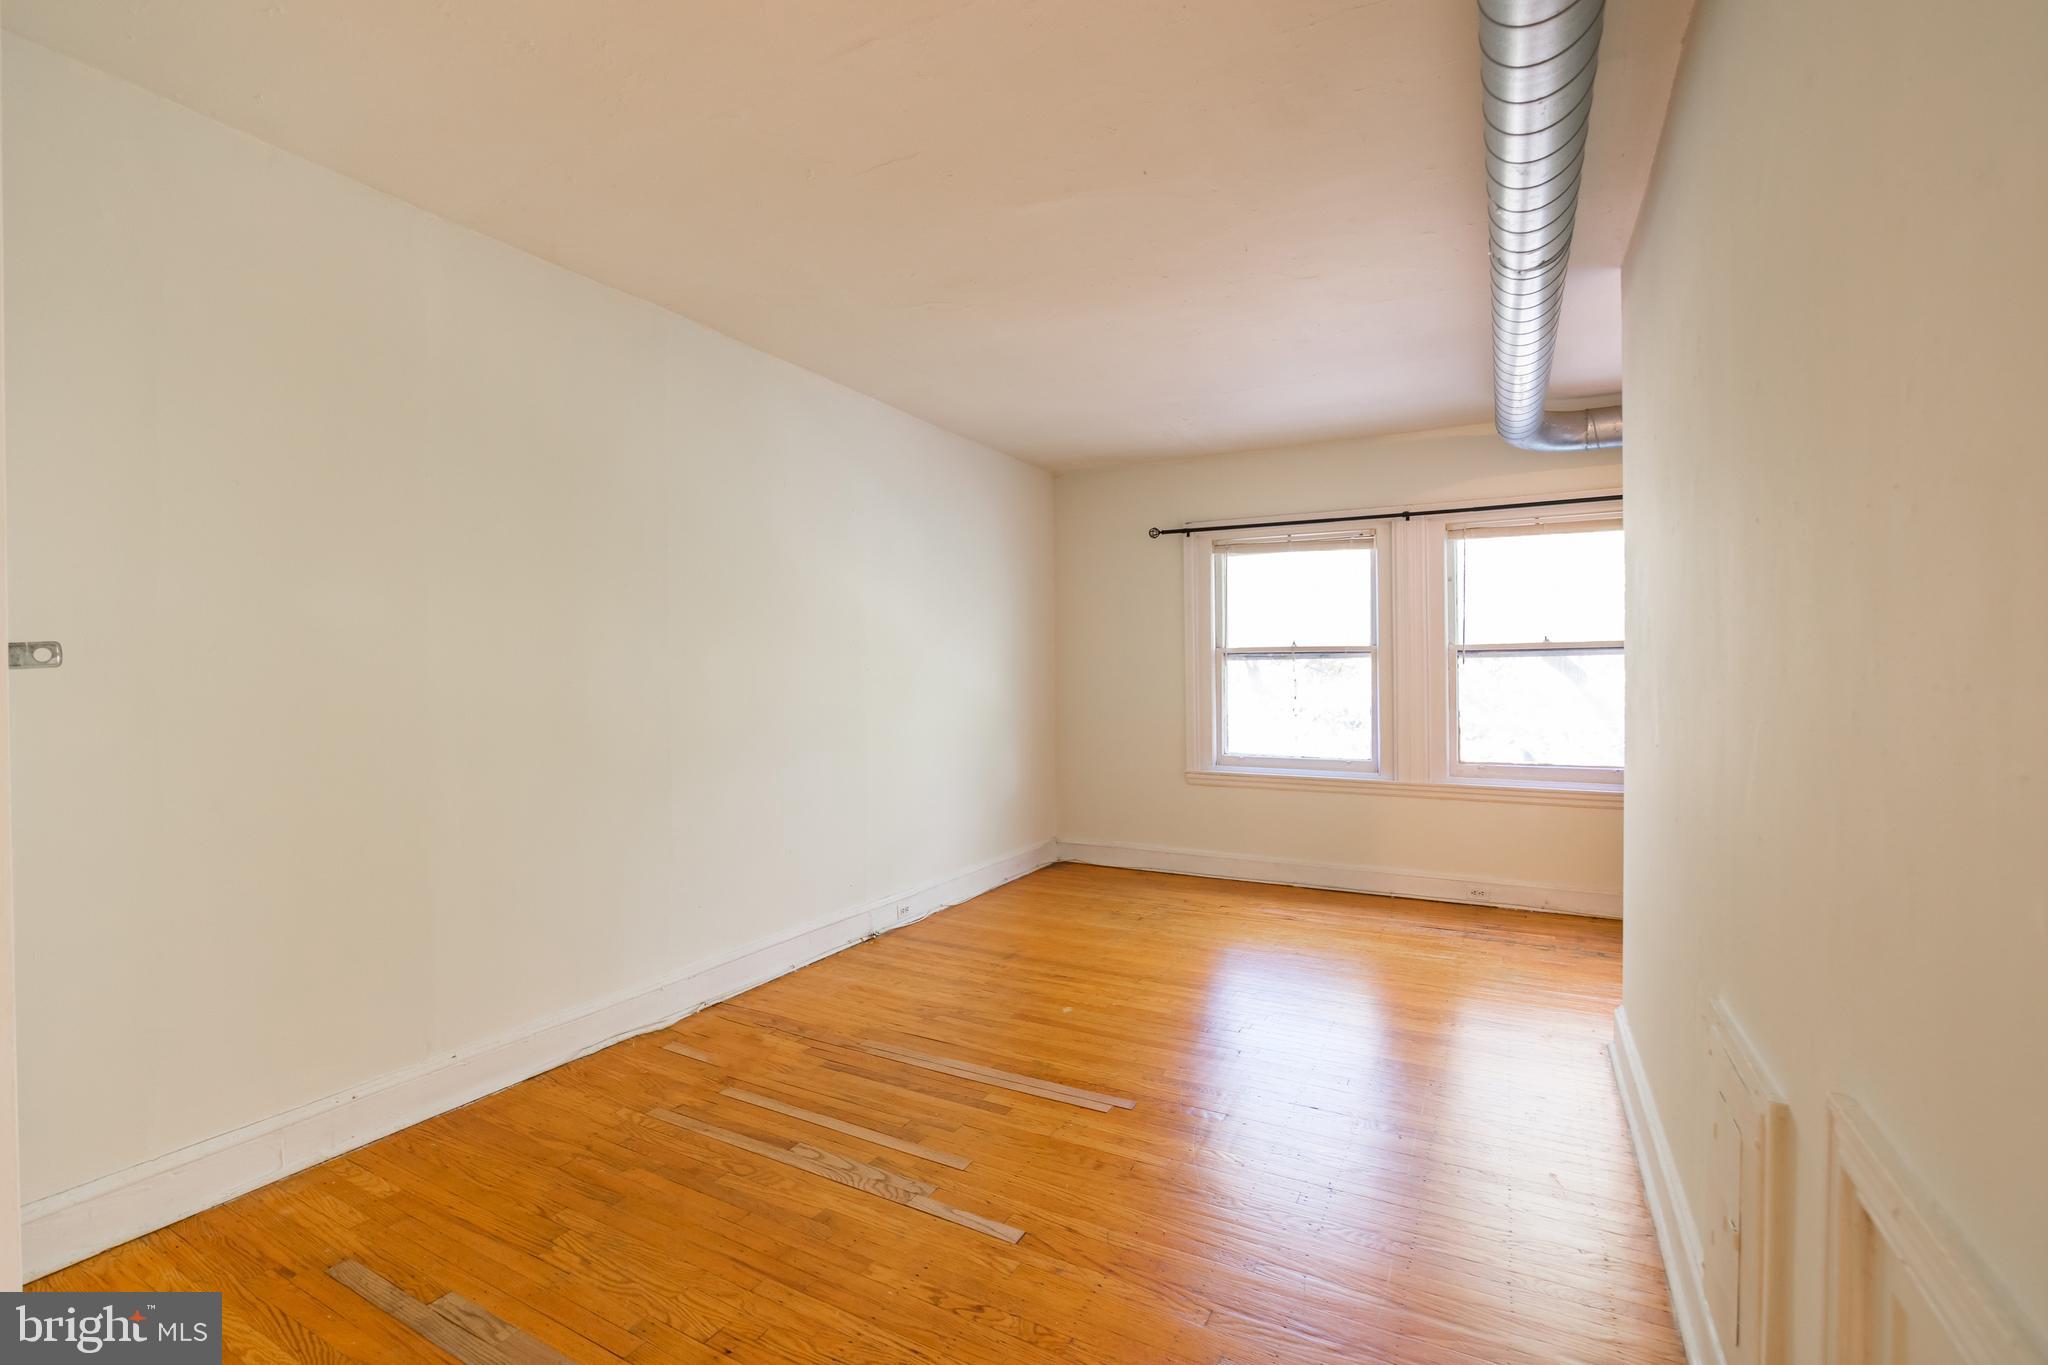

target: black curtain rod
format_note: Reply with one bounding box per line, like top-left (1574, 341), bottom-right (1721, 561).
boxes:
top-left (1146, 493), bottom-right (1621, 539)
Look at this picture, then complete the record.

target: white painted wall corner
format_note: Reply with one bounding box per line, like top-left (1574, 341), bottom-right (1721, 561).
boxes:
top-left (1612, 1004), bottom-right (1720, 1365)
top-left (1056, 838), bottom-right (1621, 918)
top-left (19, 838), bottom-right (1056, 1280)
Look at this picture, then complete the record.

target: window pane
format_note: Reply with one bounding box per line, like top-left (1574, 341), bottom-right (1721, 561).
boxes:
top-left (1455, 527), bottom-right (1623, 644)
top-left (1223, 544), bottom-right (1374, 648)
top-left (1457, 650), bottom-right (1624, 767)
top-left (1224, 654), bottom-right (1375, 763)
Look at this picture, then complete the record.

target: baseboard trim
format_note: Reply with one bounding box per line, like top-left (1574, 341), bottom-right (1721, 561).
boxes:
top-left (1612, 1004), bottom-right (1721, 1365)
top-left (21, 838), bottom-right (1058, 1280)
top-left (1054, 838), bottom-right (1621, 918)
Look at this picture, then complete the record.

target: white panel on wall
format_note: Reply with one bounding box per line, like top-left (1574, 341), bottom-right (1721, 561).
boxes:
top-left (1824, 1096), bottom-right (2045, 1365)
top-left (1705, 1003), bottom-right (1790, 1365)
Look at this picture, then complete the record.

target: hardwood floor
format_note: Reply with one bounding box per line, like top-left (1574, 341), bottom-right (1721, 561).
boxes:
top-left (34, 865), bottom-right (1683, 1363)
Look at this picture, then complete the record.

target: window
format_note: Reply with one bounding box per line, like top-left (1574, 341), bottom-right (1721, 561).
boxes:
top-left (1445, 516), bottom-right (1624, 783)
top-left (1188, 525), bottom-right (1391, 777)
top-left (1185, 498), bottom-right (1623, 799)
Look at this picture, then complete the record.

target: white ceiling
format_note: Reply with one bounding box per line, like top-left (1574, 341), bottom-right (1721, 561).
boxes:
top-left (1, 0), bottom-right (1687, 469)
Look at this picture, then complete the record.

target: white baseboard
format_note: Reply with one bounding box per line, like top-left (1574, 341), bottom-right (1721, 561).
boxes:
top-left (1055, 838), bottom-right (1621, 918)
top-left (21, 839), bottom-right (1058, 1280)
top-left (1612, 1004), bottom-right (1721, 1365)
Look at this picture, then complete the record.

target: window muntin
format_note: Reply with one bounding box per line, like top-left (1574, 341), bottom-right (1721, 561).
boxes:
top-left (1214, 535), bottom-right (1381, 771)
top-left (1448, 519), bottom-right (1624, 779)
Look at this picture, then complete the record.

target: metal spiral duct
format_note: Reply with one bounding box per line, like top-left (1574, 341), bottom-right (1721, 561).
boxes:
top-left (1481, 0), bottom-right (1623, 451)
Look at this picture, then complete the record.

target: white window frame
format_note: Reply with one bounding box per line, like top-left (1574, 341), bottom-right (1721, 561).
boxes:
top-left (1184, 493), bottom-right (1623, 805)
top-left (1429, 505), bottom-right (1625, 789)
top-left (1184, 520), bottom-right (1396, 781)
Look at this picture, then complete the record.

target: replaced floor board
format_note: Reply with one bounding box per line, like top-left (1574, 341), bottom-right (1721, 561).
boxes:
top-left (432, 1293), bottom-right (581, 1365)
top-left (330, 1259), bottom-right (531, 1365)
top-left (860, 1040), bottom-right (1135, 1110)
top-left (720, 1085), bottom-right (973, 1170)
top-left (646, 1106), bottom-right (1021, 1243)
top-left (39, 866), bottom-right (1685, 1363)
top-left (713, 1004), bottom-right (1133, 1111)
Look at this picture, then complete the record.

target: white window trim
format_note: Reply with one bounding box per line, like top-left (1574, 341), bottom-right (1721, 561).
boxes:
top-left (1184, 494), bottom-right (1623, 805)
top-left (1184, 520), bottom-right (1397, 783)
top-left (1432, 504), bottom-right (1625, 790)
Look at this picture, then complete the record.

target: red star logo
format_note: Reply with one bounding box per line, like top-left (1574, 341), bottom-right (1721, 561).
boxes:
top-left (130, 1311), bottom-right (147, 1322)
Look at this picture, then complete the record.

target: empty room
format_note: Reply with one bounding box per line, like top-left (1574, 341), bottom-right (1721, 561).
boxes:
top-left (0, 0), bottom-right (2042, 1362)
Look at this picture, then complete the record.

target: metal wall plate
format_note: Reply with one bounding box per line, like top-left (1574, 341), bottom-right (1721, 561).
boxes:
top-left (9, 641), bottom-right (63, 669)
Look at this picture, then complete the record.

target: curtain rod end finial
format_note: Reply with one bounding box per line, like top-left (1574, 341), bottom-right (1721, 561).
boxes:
top-left (1147, 527), bottom-right (1163, 539)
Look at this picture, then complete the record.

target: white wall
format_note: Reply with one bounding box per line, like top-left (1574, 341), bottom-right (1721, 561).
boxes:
top-left (0, 39), bottom-right (23, 1292)
top-left (1, 39), bottom-right (1053, 1211)
top-left (1055, 426), bottom-right (1624, 908)
top-left (1621, 0), bottom-right (2048, 1351)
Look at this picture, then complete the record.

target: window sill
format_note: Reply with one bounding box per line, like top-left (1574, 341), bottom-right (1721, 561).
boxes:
top-left (1186, 767), bottom-right (1623, 809)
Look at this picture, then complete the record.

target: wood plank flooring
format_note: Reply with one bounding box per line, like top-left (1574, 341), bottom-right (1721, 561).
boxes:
top-left (32, 864), bottom-right (1684, 1363)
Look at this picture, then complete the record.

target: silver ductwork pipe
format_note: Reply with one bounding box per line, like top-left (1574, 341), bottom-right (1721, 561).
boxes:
top-left (1481, 0), bottom-right (1623, 451)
